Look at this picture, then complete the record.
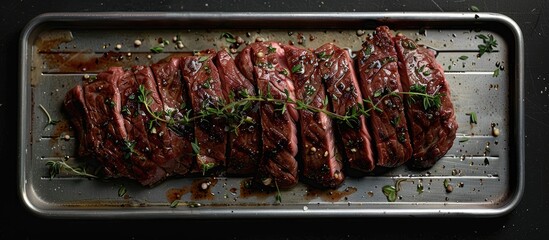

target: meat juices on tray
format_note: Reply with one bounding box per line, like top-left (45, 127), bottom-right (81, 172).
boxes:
top-left (215, 50), bottom-right (261, 176)
top-left (315, 43), bottom-right (376, 174)
top-left (283, 44), bottom-right (344, 188)
top-left (357, 26), bottom-right (413, 168)
top-left (181, 50), bottom-right (227, 174)
top-left (394, 33), bottom-right (458, 168)
top-left (246, 42), bottom-right (299, 189)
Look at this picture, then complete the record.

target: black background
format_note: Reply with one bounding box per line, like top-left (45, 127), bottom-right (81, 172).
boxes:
top-left (1, 0), bottom-right (547, 239)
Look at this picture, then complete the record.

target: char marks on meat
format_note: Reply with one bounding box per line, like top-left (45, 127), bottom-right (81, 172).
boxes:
top-left (117, 69), bottom-right (167, 185)
top-left (357, 26), bottom-right (413, 168)
top-left (283, 44), bottom-right (344, 188)
top-left (133, 65), bottom-right (181, 176)
top-left (215, 50), bottom-right (261, 176)
top-left (80, 67), bottom-right (132, 178)
top-left (151, 58), bottom-right (193, 175)
top-left (64, 26), bottom-right (458, 187)
top-left (394, 33), bottom-right (458, 168)
top-left (315, 43), bottom-right (376, 173)
top-left (181, 50), bottom-right (227, 174)
top-left (248, 42), bottom-right (299, 189)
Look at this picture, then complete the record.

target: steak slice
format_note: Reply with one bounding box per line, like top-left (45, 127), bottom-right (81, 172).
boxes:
top-left (180, 50), bottom-right (227, 174)
top-left (393, 33), bottom-right (458, 168)
top-left (214, 50), bottom-right (261, 176)
top-left (81, 68), bottom-right (131, 178)
top-left (250, 42), bottom-right (299, 189)
top-left (234, 45), bottom-right (255, 85)
top-left (151, 58), bottom-right (193, 175)
top-left (133, 65), bottom-right (180, 175)
top-left (117, 69), bottom-right (167, 185)
top-left (315, 43), bottom-right (375, 173)
top-left (63, 84), bottom-right (91, 159)
top-left (357, 26), bottom-right (413, 168)
top-left (283, 44), bottom-right (344, 188)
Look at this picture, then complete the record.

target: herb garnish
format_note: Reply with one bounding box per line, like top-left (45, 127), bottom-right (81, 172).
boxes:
top-left (407, 83), bottom-right (443, 110)
top-left (476, 34), bottom-right (498, 57)
top-left (198, 56), bottom-right (209, 62)
top-left (459, 55), bottom-right (469, 60)
top-left (221, 32), bottom-right (236, 43)
top-left (470, 5), bottom-right (480, 12)
top-left (46, 159), bottom-right (97, 179)
top-left (267, 45), bottom-right (276, 54)
top-left (122, 140), bottom-right (137, 160)
top-left (150, 45), bottom-right (164, 53)
top-left (493, 68), bottom-right (500, 77)
top-left (382, 179), bottom-right (407, 202)
top-left (201, 161), bottom-right (216, 176)
top-left (170, 199), bottom-right (180, 208)
top-left (137, 84), bottom-right (441, 137)
top-left (274, 181), bottom-right (282, 204)
top-left (291, 63), bottom-right (304, 74)
top-left (467, 112), bottom-right (478, 124)
top-left (39, 104), bottom-right (60, 130)
top-left (118, 185), bottom-right (127, 197)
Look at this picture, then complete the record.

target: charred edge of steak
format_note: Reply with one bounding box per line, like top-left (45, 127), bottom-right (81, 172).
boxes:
top-left (357, 26), bottom-right (413, 168)
top-left (215, 50), bottom-right (261, 176)
top-left (282, 44), bottom-right (344, 188)
top-left (180, 51), bottom-right (227, 174)
top-left (393, 33), bottom-right (458, 169)
top-left (251, 42), bottom-right (299, 189)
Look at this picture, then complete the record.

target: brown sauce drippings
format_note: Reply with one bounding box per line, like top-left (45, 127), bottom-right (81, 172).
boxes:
top-left (239, 178), bottom-right (276, 200)
top-left (165, 178), bottom-right (219, 203)
top-left (304, 186), bottom-right (357, 202)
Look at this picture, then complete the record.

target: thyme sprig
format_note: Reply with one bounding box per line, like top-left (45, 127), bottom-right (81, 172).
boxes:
top-left (39, 104), bottom-right (60, 130)
top-left (137, 84), bottom-right (442, 134)
top-left (46, 159), bottom-right (97, 179)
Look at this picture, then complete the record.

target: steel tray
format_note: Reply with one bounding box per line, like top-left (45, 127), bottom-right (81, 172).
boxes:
top-left (18, 12), bottom-right (524, 218)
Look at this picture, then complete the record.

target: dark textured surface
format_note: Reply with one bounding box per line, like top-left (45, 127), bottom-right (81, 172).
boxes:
top-left (2, 0), bottom-right (547, 238)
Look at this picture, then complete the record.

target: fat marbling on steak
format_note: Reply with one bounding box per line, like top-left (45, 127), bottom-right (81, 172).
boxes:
top-left (393, 33), bottom-right (458, 168)
top-left (357, 26), bottom-right (413, 168)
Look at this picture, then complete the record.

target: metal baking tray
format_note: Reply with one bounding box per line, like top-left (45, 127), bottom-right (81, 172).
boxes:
top-left (18, 12), bottom-right (524, 218)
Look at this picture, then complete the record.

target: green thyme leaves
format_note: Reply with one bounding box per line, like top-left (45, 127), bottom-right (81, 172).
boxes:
top-left (476, 34), bottom-right (498, 57)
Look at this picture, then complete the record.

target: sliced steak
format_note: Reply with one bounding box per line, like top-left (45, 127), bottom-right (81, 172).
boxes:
top-left (180, 50), bottom-right (227, 174)
top-left (234, 45), bottom-right (255, 85)
top-left (117, 69), bottom-right (167, 185)
top-left (63, 84), bottom-right (91, 159)
top-left (315, 43), bottom-right (376, 173)
top-left (283, 44), bottom-right (344, 188)
top-left (357, 26), bottom-right (413, 168)
top-left (151, 58), bottom-right (193, 175)
top-left (133, 65), bottom-right (180, 175)
top-left (214, 50), bottom-right (261, 176)
top-left (393, 33), bottom-right (458, 168)
top-left (250, 42), bottom-right (299, 189)
top-left (81, 68), bottom-right (131, 178)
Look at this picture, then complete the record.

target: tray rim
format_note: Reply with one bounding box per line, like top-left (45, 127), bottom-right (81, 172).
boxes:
top-left (18, 12), bottom-right (525, 218)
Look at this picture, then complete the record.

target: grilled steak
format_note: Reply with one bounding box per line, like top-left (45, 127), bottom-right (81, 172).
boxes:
top-left (357, 26), bottom-right (413, 168)
top-left (133, 65), bottom-right (182, 176)
top-left (81, 68), bottom-right (131, 178)
top-left (151, 58), bottom-right (193, 175)
top-left (117, 69), bottom-right (167, 185)
top-left (315, 43), bottom-right (376, 173)
top-left (283, 44), bottom-right (344, 188)
top-left (63, 85), bottom-right (90, 159)
top-left (249, 42), bottom-right (299, 189)
top-left (234, 45), bottom-right (255, 85)
top-left (180, 50), bottom-right (227, 174)
top-left (215, 50), bottom-right (261, 176)
top-left (394, 33), bottom-right (458, 168)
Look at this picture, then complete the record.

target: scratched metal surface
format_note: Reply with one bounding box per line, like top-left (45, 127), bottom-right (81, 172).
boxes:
top-left (18, 12), bottom-right (524, 218)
